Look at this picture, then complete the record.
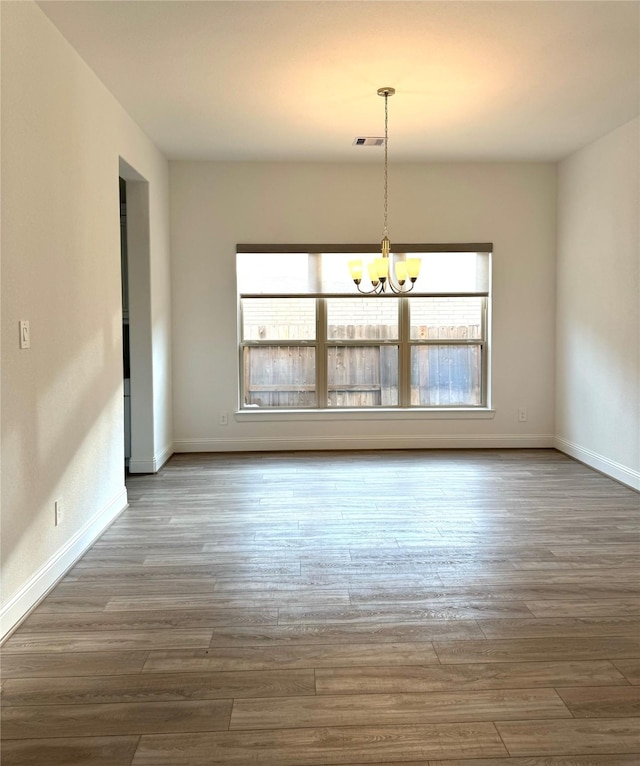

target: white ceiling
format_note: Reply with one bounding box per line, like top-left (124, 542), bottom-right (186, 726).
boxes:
top-left (38, 1), bottom-right (639, 162)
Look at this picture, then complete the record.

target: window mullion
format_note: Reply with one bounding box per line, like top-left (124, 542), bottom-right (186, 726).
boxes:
top-left (400, 297), bottom-right (411, 407)
top-left (316, 298), bottom-right (327, 408)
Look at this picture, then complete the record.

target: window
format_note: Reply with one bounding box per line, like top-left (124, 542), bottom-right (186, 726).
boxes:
top-left (326, 298), bottom-right (400, 407)
top-left (242, 298), bottom-right (317, 408)
top-left (409, 297), bottom-right (484, 406)
top-left (238, 246), bottom-right (491, 411)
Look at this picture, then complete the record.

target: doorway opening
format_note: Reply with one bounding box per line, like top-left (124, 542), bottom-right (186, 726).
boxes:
top-left (118, 157), bottom-right (154, 473)
top-left (120, 177), bottom-right (131, 470)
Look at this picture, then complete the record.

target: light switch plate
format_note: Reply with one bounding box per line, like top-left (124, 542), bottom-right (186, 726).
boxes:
top-left (19, 320), bottom-right (30, 349)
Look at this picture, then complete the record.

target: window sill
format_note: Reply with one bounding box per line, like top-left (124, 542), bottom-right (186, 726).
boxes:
top-left (235, 408), bottom-right (495, 422)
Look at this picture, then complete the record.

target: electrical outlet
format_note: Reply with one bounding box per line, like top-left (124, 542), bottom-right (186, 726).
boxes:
top-left (219, 411), bottom-right (228, 426)
top-left (54, 499), bottom-right (63, 526)
top-left (518, 407), bottom-right (528, 422)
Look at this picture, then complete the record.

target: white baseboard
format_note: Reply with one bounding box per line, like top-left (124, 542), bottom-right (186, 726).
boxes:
top-left (0, 488), bottom-right (128, 641)
top-left (554, 437), bottom-right (640, 491)
top-left (175, 434), bottom-right (555, 453)
top-left (128, 443), bottom-right (174, 474)
top-left (155, 443), bottom-right (174, 470)
top-left (127, 457), bottom-right (155, 473)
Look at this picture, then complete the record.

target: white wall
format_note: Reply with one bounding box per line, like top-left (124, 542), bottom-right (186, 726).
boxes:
top-left (170, 161), bottom-right (557, 451)
top-left (556, 118), bottom-right (640, 489)
top-left (1, 1), bottom-right (172, 636)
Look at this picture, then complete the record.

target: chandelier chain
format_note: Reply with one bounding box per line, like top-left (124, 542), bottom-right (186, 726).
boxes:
top-left (348, 86), bottom-right (420, 294)
top-left (383, 92), bottom-right (389, 238)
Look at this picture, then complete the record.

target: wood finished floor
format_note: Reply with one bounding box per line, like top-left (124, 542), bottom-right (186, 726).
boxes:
top-left (1, 448), bottom-right (639, 766)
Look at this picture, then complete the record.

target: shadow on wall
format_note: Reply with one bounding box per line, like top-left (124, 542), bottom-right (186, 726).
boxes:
top-left (1, 165), bottom-right (154, 612)
top-left (2, 299), bottom-right (126, 597)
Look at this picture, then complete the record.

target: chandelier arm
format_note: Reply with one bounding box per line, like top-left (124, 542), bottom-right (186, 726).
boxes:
top-left (385, 270), bottom-right (416, 294)
top-left (387, 278), bottom-right (406, 294)
top-left (354, 281), bottom-right (383, 295)
top-left (387, 278), bottom-right (402, 294)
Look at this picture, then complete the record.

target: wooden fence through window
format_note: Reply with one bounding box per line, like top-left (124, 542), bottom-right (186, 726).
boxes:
top-left (243, 325), bottom-right (481, 407)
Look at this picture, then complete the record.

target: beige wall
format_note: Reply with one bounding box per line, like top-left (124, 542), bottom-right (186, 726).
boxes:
top-left (170, 161), bottom-right (557, 451)
top-left (556, 118), bottom-right (640, 489)
top-left (1, 1), bottom-right (172, 635)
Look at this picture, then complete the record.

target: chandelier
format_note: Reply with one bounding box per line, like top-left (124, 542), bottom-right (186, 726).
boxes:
top-left (349, 87), bottom-right (421, 294)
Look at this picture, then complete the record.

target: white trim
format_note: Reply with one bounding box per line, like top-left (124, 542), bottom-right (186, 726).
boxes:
top-left (128, 457), bottom-right (156, 473)
top-left (175, 434), bottom-right (554, 453)
top-left (128, 443), bottom-right (174, 474)
top-left (0, 488), bottom-right (128, 641)
top-left (236, 408), bottom-right (496, 423)
top-left (554, 437), bottom-right (640, 491)
top-left (154, 442), bottom-right (174, 470)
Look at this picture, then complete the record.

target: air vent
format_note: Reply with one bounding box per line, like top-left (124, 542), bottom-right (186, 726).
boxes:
top-left (353, 137), bottom-right (385, 146)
